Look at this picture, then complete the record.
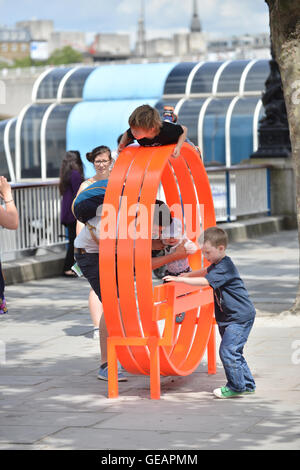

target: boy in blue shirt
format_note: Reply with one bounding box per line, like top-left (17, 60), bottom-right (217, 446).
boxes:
top-left (164, 226), bottom-right (256, 399)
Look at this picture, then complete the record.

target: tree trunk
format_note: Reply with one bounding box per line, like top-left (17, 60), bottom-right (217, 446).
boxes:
top-left (265, 0), bottom-right (300, 313)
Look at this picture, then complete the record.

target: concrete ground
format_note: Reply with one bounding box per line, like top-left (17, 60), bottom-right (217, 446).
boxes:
top-left (0, 229), bottom-right (300, 450)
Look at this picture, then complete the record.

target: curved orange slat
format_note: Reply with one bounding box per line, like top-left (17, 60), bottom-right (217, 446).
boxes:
top-left (181, 145), bottom-right (216, 231)
top-left (160, 162), bottom-right (185, 353)
top-left (158, 150), bottom-right (202, 375)
top-left (177, 144), bottom-right (216, 372)
top-left (161, 162), bottom-right (184, 224)
top-left (165, 154), bottom-right (202, 371)
top-left (160, 145), bottom-right (215, 375)
top-left (135, 147), bottom-right (198, 376)
top-left (135, 147), bottom-right (194, 376)
top-left (99, 146), bottom-right (146, 374)
top-left (134, 147), bottom-right (172, 370)
top-left (159, 162), bottom-right (184, 353)
top-left (116, 148), bottom-right (155, 372)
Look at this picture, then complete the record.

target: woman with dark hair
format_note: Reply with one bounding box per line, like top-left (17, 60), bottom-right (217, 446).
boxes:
top-left (75, 145), bottom-right (114, 339)
top-left (59, 150), bottom-right (84, 277)
top-left (78, 146), bottom-right (113, 192)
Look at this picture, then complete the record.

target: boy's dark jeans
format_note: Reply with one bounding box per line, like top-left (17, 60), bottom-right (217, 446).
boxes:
top-left (218, 319), bottom-right (256, 393)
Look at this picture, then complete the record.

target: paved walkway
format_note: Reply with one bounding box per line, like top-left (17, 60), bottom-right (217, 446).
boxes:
top-left (0, 230), bottom-right (300, 450)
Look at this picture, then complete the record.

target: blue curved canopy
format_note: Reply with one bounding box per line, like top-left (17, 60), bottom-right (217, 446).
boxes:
top-left (83, 63), bottom-right (177, 101)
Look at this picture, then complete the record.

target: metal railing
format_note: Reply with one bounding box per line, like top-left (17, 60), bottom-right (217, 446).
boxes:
top-left (207, 164), bottom-right (271, 222)
top-left (0, 180), bottom-right (66, 259)
top-left (0, 164), bottom-right (271, 258)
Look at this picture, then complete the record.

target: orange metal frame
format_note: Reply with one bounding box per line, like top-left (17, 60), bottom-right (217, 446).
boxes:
top-left (99, 143), bottom-right (216, 399)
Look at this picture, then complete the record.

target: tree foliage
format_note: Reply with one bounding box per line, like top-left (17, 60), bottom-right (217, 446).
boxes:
top-left (48, 46), bottom-right (83, 65)
top-left (0, 46), bottom-right (83, 69)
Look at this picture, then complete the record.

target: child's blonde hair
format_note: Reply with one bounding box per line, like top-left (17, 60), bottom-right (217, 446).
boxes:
top-left (129, 104), bottom-right (162, 131)
top-left (200, 226), bottom-right (228, 248)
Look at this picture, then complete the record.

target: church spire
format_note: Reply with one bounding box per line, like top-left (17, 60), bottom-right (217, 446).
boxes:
top-left (190, 0), bottom-right (201, 33)
top-left (135, 0), bottom-right (146, 57)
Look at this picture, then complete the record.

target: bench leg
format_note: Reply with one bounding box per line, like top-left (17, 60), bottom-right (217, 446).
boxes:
top-left (108, 339), bottom-right (119, 398)
top-left (149, 337), bottom-right (161, 400)
top-left (207, 322), bottom-right (216, 375)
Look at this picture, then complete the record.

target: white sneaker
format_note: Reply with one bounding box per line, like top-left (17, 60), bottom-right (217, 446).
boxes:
top-left (93, 328), bottom-right (99, 339)
top-left (213, 386), bottom-right (245, 399)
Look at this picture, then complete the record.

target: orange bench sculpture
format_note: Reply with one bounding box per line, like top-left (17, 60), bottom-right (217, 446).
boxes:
top-left (99, 142), bottom-right (216, 399)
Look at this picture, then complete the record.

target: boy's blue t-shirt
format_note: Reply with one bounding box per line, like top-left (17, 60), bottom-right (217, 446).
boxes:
top-left (205, 256), bottom-right (256, 325)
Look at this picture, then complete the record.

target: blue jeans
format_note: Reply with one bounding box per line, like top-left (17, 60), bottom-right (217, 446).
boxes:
top-left (218, 319), bottom-right (256, 393)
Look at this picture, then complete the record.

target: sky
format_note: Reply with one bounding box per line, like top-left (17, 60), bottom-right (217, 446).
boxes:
top-left (0, 0), bottom-right (270, 43)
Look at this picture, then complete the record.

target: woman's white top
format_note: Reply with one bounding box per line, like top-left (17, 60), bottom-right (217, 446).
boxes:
top-left (74, 216), bottom-right (101, 253)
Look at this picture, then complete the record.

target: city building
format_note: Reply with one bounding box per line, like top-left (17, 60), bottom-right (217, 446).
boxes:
top-left (145, 38), bottom-right (175, 58)
top-left (207, 33), bottom-right (271, 61)
top-left (90, 33), bottom-right (131, 61)
top-left (16, 20), bottom-right (86, 56)
top-left (0, 27), bottom-right (31, 63)
top-left (49, 31), bottom-right (86, 54)
top-left (16, 20), bottom-right (54, 42)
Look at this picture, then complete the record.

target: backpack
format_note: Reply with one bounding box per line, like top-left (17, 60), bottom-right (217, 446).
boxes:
top-left (72, 179), bottom-right (108, 224)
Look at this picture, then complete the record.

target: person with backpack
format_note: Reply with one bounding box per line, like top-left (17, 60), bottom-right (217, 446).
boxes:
top-left (74, 145), bottom-right (113, 340)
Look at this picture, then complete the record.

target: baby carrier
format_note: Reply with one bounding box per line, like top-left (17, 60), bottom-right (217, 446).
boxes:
top-left (72, 179), bottom-right (108, 224)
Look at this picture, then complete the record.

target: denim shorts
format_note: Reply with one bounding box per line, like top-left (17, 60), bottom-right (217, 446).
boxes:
top-left (74, 252), bottom-right (102, 302)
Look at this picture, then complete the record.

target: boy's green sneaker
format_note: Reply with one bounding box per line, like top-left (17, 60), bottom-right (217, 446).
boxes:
top-left (213, 386), bottom-right (244, 399)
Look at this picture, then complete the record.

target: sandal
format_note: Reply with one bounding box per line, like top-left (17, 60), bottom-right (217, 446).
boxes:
top-left (63, 270), bottom-right (77, 278)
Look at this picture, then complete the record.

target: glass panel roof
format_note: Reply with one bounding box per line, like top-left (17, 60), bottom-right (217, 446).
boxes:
top-left (216, 60), bottom-right (250, 93)
top-left (178, 98), bottom-right (207, 145)
top-left (20, 104), bottom-right (49, 178)
top-left (230, 96), bottom-right (261, 164)
top-left (202, 98), bottom-right (232, 165)
top-left (61, 67), bottom-right (95, 99)
top-left (243, 60), bottom-right (269, 92)
top-left (190, 61), bottom-right (224, 94)
top-left (163, 62), bottom-right (196, 95)
top-left (36, 68), bottom-right (73, 100)
top-left (45, 104), bottom-right (75, 178)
